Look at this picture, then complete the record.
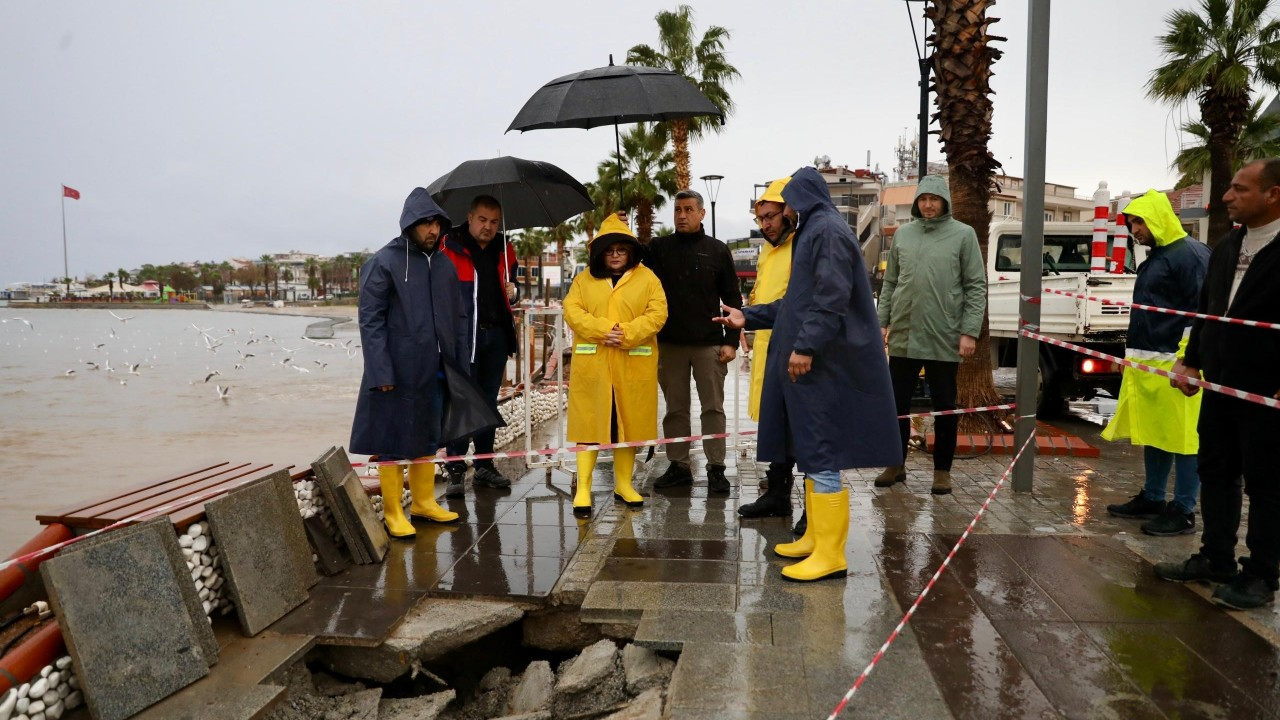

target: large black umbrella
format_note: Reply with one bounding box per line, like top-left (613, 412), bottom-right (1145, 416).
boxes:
top-left (507, 56), bottom-right (723, 206)
top-left (427, 156), bottom-right (593, 231)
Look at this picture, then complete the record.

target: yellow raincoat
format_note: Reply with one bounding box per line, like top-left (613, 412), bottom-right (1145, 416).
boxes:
top-left (564, 216), bottom-right (669, 443)
top-left (747, 178), bottom-right (795, 421)
top-left (1102, 190), bottom-right (1210, 453)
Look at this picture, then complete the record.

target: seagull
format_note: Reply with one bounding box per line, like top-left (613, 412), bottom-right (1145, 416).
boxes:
top-left (93, 343), bottom-right (107, 350)
top-left (127, 363), bottom-right (141, 375)
top-left (313, 360), bottom-right (327, 369)
top-left (279, 357), bottom-right (292, 366)
top-left (234, 363), bottom-right (244, 370)
top-left (118, 379), bottom-right (127, 386)
top-left (203, 371), bottom-right (221, 383)
top-left (109, 311), bottom-right (135, 323)
top-left (84, 361), bottom-right (100, 371)
top-left (290, 365), bottom-right (311, 374)
top-left (281, 346), bottom-right (300, 354)
top-left (347, 348), bottom-right (358, 359)
top-left (103, 359), bottom-right (113, 373)
top-left (245, 338), bottom-right (260, 346)
top-left (64, 369), bottom-right (76, 376)
top-left (108, 327), bottom-right (118, 338)
top-left (216, 385), bottom-right (231, 400)
top-left (236, 350), bottom-right (254, 360)
top-left (191, 323), bottom-right (213, 334)
top-left (1, 318), bottom-right (33, 330)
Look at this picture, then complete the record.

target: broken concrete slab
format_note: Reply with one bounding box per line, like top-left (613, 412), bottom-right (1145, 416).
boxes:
top-left (320, 599), bottom-right (524, 683)
top-left (599, 687), bottom-right (664, 720)
top-left (312, 446), bottom-right (388, 564)
top-left (328, 688), bottom-right (381, 720)
top-left (507, 660), bottom-right (553, 715)
top-left (206, 472), bottom-right (312, 636)
top-left (555, 639), bottom-right (619, 694)
top-left (377, 690), bottom-right (455, 720)
top-left (522, 607), bottom-right (607, 652)
top-left (42, 524), bottom-right (211, 720)
top-left (622, 644), bottom-right (674, 695)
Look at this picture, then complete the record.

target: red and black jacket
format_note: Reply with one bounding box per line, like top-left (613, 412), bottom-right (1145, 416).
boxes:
top-left (440, 227), bottom-right (520, 359)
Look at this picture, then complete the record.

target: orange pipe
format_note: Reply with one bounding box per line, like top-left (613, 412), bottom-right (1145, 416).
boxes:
top-left (0, 524), bottom-right (74, 603)
top-left (0, 622), bottom-right (65, 694)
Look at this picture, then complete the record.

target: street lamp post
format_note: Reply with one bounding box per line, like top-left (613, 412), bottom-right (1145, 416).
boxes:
top-left (700, 174), bottom-right (724, 239)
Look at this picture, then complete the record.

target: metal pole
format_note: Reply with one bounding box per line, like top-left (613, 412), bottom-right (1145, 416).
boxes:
top-left (710, 200), bottom-right (717, 239)
top-left (61, 192), bottom-right (70, 296)
top-left (918, 57), bottom-right (930, 177)
top-left (1013, 0), bottom-right (1051, 493)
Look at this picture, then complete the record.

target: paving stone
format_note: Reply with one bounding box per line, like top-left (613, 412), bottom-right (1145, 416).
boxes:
top-left (206, 472), bottom-right (313, 636)
top-left (580, 581), bottom-right (736, 623)
top-left (312, 446), bottom-right (388, 564)
top-left (599, 687), bottom-right (664, 720)
top-left (622, 644), bottom-right (674, 694)
top-left (321, 599), bottom-right (523, 682)
top-left (507, 660), bottom-right (553, 715)
top-left (555, 639), bottom-right (619, 694)
top-left (378, 690), bottom-right (455, 720)
top-left (42, 525), bottom-right (211, 720)
top-left (666, 642), bottom-right (807, 717)
top-left (131, 682), bottom-right (284, 720)
top-left (304, 514), bottom-right (352, 576)
top-left (633, 610), bottom-right (773, 651)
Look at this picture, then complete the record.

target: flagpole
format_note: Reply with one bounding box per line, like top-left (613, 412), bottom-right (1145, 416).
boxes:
top-left (61, 188), bottom-right (70, 297)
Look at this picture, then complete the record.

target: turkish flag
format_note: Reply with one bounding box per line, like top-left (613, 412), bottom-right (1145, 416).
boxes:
top-left (63, 185), bottom-right (80, 200)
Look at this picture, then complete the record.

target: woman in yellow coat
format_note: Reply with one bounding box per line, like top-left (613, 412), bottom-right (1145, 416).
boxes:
top-left (564, 215), bottom-right (668, 516)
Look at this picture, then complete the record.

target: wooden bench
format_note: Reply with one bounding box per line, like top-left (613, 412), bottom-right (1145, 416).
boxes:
top-left (36, 462), bottom-right (307, 531)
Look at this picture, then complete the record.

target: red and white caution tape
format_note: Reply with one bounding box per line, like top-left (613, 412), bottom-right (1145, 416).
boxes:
top-left (352, 404), bottom-right (1019, 469)
top-left (827, 428), bottom-right (1039, 719)
top-left (1021, 330), bottom-right (1280, 410)
top-left (1043, 288), bottom-right (1280, 331)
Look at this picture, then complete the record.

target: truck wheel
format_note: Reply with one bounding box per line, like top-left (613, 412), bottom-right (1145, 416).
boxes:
top-left (1036, 356), bottom-right (1068, 418)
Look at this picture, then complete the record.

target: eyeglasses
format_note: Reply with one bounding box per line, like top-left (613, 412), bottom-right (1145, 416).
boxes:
top-left (754, 209), bottom-right (783, 226)
top-left (604, 246), bottom-right (630, 256)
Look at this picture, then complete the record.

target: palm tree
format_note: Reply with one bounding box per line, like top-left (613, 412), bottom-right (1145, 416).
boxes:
top-left (305, 258), bottom-right (320, 299)
top-left (1174, 96), bottom-right (1280, 188)
top-left (258, 255), bottom-right (274, 300)
top-left (627, 4), bottom-right (740, 190)
top-left (600, 123), bottom-right (678, 244)
top-left (103, 271), bottom-right (117, 301)
top-left (925, 0), bottom-right (1006, 423)
top-left (512, 229), bottom-right (548, 301)
top-left (1149, 0), bottom-right (1280, 244)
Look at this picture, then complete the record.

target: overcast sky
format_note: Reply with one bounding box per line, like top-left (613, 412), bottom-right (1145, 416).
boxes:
top-left (0, 0), bottom-right (1254, 286)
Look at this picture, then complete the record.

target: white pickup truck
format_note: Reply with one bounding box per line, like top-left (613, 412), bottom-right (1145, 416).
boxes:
top-left (986, 220), bottom-right (1148, 415)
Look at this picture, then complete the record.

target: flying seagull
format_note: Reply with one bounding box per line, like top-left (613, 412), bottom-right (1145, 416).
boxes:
top-left (108, 311), bottom-right (135, 323)
top-left (1, 318), bottom-right (33, 330)
top-left (203, 371), bottom-right (221, 383)
top-left (216, 385), bottom-right (231, 400)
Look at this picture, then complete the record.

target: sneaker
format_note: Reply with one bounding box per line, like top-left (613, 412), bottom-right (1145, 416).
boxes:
top-left (707, 465), bottom-right (731, 493)
top-left (1107, 492), bottom-right (1165, 520)
top-left (473, 465), bottom-right (511, 489)
top-left (1141, 506), bottom-right (1195, 536)
top-left (444, 469), bottom-right (466, 498)
top-left (653, 462), bottom-right (693, 488)
top-left (1154, 554), bottom-right (1236, 584)
top-left (1212, 572), bottom-right (1277, 610)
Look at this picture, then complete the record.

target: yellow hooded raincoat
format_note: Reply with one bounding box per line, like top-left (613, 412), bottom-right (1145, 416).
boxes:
top-left (747, 178), bottom-right (794, 421)
top-left (564, 216), bottom-right (669, 443)
top-left (1101, 189), bottom-right (1210, 453)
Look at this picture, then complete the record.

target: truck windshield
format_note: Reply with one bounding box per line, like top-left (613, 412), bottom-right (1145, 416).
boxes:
top-left (994, 235), bottom-right (1136, 273)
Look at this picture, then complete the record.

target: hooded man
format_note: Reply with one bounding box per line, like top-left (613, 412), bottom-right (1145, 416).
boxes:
top-left (875, 175), bottom-right (986, 495)
top-left (737, 177), bottom-right (800, 524)
top-left (350, 188), bottom-right (486, 538)
top-left (1102, 190), bottom-right (1210, 536)
top-left (716, 166), bottom-right (900, 582)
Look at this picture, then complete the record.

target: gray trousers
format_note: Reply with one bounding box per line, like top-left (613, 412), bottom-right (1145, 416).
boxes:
top-left (658, 343), bottom-right (728, 466)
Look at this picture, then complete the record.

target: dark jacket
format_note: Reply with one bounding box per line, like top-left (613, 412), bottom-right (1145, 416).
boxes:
top-left (644, 226), bottom-right (742, 346)
top-left (440, 227), bottom-right (520, 358)
top-left (743, 168), bottom-right (901, 472)
top-left (350, 189), bottom-right (484, 459)
top-left (1127, 237), bottom-right (1210, 353)
top-left (1184, 226), bottom-right (1280, 398)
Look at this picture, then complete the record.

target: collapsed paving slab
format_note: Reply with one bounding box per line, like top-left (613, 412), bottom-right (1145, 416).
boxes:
top-left (599, 687), bottom-right (664, 720)
top-left (320, 599), bottom-right (524, 683)
top-left (506, 660), bottom-right (553, 715)
top-left (551, 639), bottom-right (628, 718)
top-left (621, 644), bottom-right (674, 695)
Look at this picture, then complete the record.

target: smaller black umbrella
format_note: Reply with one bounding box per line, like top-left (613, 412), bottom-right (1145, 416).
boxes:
top-left (426, 156), bottom-right (593, 231)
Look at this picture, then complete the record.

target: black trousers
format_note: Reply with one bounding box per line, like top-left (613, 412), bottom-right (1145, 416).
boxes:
top-left (1197, 390), bottom-right (1280, 586)
top-left (888, 356), bottom-right (959, 472)
top-left (446, 327), bottom-right (508, 473)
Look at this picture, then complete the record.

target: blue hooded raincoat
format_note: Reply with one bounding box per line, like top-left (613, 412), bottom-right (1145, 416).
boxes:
top-left (349, 188), bottom-right (476, 460)
top-left (743, 168), bottom-right (901, 472)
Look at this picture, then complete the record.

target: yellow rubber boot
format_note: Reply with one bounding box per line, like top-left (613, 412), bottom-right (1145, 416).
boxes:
top-left (774, 479), bottom-right (815, 558)
top-left (377, 465), bottom-right (416, 538)
top-left (781, 488), bottom-right (849, 582)
top-left (407, 461), bottom-right (459, 523)
top-left (612, 447), bottom-right (643, 507)
top-left (574, 450), bottom-right (597, 516)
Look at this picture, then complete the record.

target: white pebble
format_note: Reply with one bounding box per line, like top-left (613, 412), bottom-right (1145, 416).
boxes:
top-left (200, 566), bottom-right (213, 579)
top-left (220, 603), bottom-right (234, 615)
top-left (26, 701), bottom-right (42, 715)
top-left (0, 689), bottom-right (15, 720)
top-left (199, 553), bottom-right (212, 567)
top-left (39, 692), bottom-right (56, 707)
top-left (16, 685), bottom-right (27, 701)
top-left (178, 534), bottom-right (192, 548)
top-left (27, 681), bottom-right (45, 700)
top-left (190, 567), bottom-right (202, 581)
top-left (64, 692), bottom-right (80, 711)
top-left (187, 523), bottom-right (203, 538)
top-left (210, 576), bottom-right (224, 591)
top-left (181, 547), bottom-right (194, 559)
top-left (64, 679), bottom-right (75, 692)
top-left (44, 701), bottom-right (62, 720)
top-left (36, 669), bottom-right (48, 680)
top-left (55, 686), bottom-right (66, 700)
top-left (198, 587), bottom-right (210, 601)
top-left (43, 676), bottom-right (57, 692)
top-left (202, 600), bottom-right (212, 615)
top-left (31, 713), bottom-right (45, 720)
top-left (17, 695), bottom-right (29, 713)
top-left (191, 535), bottom-right (209, 552)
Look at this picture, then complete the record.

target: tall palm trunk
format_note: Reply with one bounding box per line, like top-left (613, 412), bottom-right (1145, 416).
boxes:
top-left (635, 199), bottom-right (655, 245)
top-left (927, 0), bottom-right (1005, 429)
top-left (1201, 86), bottom-right (1250, 245)
top-left (671, 119), bottom-right (691, 190)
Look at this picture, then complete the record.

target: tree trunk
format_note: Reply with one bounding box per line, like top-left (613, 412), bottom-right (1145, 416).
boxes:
top-left (636, 199), bottom-right (655, 245)
top-left (672, 119), bottom-right (691, 191)
top-left (1201, 89), bottom-right (1249, 247)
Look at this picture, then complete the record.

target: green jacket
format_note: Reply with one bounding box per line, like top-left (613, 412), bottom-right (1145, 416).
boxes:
top-left (878, 174), bottom-right (987, 362)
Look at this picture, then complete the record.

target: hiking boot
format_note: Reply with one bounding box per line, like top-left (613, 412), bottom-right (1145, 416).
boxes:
top-left (1107, 492), bottom-right (1165, 520)
top-left (1212, 572), bottom-right (1277, 610)
top-left (1141, 505), bottom-right (1195, 536)
top-left (473, 465), bottom-right (511, 489)
top-left (707, 465), bottom-right (731, 493)
top-left (653, 462), bottom-right (693, 488)
top-left (1154, 554), bottom-right (1236, 584)
top-left (739, 467), bottom-right (793, 518)
top-left (793, 510), bottom-right (807, 536)
top-left (873, 465), bottom-right (906, 488)
top-left (931, 470), bottom-right (952, 496)
top-left (444, 468), bottom-right (466, 498)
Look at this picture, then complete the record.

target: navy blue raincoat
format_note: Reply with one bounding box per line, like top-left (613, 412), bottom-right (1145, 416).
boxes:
top-left (743, 168), bottom-right (900, 473)
top-left (350, 188), bottom-right (483, 460)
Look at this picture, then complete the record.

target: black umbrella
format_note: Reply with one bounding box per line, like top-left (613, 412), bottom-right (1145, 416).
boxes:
top-left (427, 156), bottom-right (593, 231)
top-left (507, 56), bottom-right (723, 206)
